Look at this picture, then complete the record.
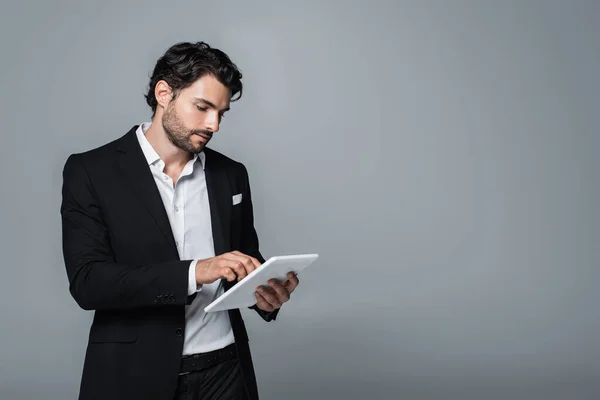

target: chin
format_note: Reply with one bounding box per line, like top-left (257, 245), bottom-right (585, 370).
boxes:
top-left (187, 138), bottom-right (207, 153)
top-left (199, 140), bottom-right (211, 150)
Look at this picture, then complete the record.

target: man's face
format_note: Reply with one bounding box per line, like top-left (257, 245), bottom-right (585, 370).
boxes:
top-left (161, 74), bottom-right (231, 154)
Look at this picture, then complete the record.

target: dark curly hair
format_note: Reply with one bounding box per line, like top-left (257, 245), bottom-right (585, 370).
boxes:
top-left (144, 41), bottom-right (243, 116)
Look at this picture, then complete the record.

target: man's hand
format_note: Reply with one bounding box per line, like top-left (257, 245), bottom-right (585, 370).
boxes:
top-left (195, 251), bottom-right (261, 285)
top-left (254, 272), bottom-right (299, 312)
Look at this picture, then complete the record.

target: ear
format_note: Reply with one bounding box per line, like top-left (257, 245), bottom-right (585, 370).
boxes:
top-left (154, 80), bottom-right (174, 111)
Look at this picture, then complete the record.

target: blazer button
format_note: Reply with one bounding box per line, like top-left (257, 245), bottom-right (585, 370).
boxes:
top-left (170, 295), bottom-right (175, 302)
top-left (175, 328), bottom-right (183, 336)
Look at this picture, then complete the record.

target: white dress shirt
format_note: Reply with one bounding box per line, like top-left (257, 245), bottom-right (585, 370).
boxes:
top-left (135, 122), bottom-right (235, 355)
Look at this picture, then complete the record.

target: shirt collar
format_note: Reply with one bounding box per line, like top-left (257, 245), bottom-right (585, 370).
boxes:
top-left (135, 122), bottom-right (206, 170)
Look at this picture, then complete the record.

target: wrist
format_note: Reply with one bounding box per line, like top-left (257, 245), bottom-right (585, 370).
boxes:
top-left (195, 259), bottom-right (208, 285)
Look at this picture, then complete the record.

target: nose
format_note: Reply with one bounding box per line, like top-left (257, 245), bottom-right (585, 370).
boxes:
top-left (205, 112), bottom-right (220, 133)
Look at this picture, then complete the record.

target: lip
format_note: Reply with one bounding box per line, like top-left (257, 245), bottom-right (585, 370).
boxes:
top-left (194, 133), bottom-right (212, 142)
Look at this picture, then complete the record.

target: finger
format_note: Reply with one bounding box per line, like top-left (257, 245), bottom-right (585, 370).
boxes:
top-left (231, 251), bottom-right (262, 270)
top-left (283, 282), bottom-right (297, 295)
top-left (218, 260), bottom-right (246, 281)
top-left (254, 291), bottom-right (275, 312)
top-left (256, 285), bottom-right (282, 309)
top-left (288, 271), bottom-right (299, 283)
top-left (285, 272), bottom-right (299, 291)
top-left (266, 280), bottom-right (290, 303)
top-left (222, 254), bottom-right (256, 279)
top-left (223, 257), bottom-right (257, 281)
top-left (220, 266), bottom-right (237, 282)
top-left (218, 257), bottom-right (246, 279)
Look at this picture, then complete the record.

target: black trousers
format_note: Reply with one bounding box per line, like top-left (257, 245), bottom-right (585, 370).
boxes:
top-left (173, 356), bottom-right (249, 400)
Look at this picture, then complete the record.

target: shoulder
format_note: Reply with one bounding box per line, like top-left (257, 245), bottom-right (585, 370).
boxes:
top-left (203, 146), bottom-right (239, 165)
top-left (203, 147), bottom-right (248, 174)
top-left (61, 127), bottom-right (135, 180)
top-left (66, 139), bottom-right (119, 165)
top-left (203, 147), bottom-right (255, 190)
top-left (69, 127), bottom-right (134, 161)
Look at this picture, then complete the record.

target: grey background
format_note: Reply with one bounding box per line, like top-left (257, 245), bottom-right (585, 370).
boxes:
top-left (0, 0), bottom-right (598, 399)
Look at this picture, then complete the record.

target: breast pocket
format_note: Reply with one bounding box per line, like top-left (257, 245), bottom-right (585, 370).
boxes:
top-left (230, 193), bottom-right (244, 249)
top-left (232, 193), bottom-right (243, 206)
top-left (231, 192), bottom-right (243, 220)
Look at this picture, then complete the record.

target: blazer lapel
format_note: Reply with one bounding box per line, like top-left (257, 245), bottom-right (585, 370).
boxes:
top-left (204, 149), bottom-right (232, 258)
top-left (116, 127), bottom-right (178, 256)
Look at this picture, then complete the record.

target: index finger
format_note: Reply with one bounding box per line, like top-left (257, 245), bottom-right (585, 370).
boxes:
top-left (286, 272), bottom-right (299, 287)
top-left (230, 251), bottom-right (262, 269)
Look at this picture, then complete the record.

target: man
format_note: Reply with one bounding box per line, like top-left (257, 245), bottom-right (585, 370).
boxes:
top-left (60, 41), bottom-right (298, 400)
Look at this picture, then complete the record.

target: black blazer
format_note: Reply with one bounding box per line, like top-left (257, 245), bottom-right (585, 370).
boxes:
top-left (60, 126), bottom-right (279, 400)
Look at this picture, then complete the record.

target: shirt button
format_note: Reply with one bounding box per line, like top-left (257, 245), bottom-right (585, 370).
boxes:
top-left (174, 206), bottom-right (179, 212)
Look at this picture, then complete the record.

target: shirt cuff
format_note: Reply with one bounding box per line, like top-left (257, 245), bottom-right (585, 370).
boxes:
top-left (188, 259), bottom-right (202, 296)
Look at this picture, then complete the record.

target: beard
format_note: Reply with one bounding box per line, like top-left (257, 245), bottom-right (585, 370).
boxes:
top-left (162, 102), bottom-right (212, 154)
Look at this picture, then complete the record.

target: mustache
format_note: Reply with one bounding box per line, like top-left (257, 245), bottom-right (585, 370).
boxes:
top-left (191, 129), bottom-right (213, 138)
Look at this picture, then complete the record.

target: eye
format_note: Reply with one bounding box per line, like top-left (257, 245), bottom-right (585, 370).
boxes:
top-left (196, 105), bottom-right (207, 112)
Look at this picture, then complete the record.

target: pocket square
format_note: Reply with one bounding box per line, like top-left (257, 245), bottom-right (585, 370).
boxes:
top-left (232, 193), bottom-right (243, 205)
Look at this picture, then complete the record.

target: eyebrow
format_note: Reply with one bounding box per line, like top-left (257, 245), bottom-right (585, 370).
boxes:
top-left (195, 97), bottom-right (230, 112)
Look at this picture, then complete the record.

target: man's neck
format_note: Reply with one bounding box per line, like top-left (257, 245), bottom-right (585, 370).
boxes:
top-left (144, 119), bottom-right (193, 168)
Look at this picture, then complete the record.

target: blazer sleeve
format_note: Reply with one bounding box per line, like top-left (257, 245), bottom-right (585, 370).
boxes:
top-left (60, 153), bottom-right (192, 311)
top-left (238, 163), bottom-right (280, 322)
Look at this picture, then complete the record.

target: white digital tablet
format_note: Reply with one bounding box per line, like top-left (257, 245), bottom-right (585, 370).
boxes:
top-left (204, 254), bottom-right (319, 313)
